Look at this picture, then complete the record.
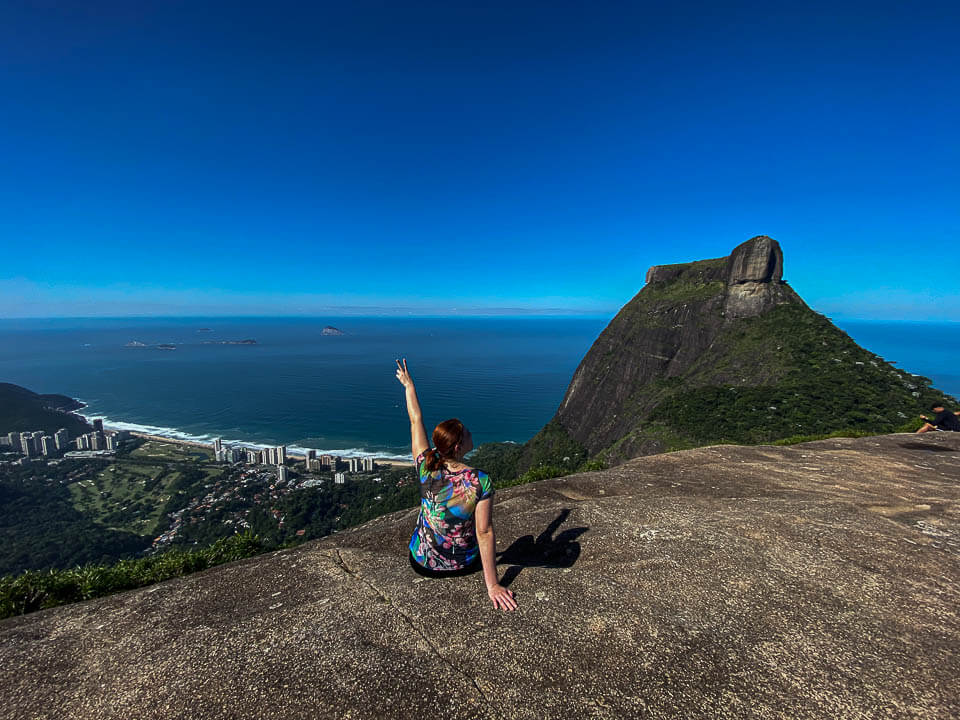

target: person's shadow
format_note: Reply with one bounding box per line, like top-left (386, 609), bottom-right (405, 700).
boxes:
top-left (496, 509), bottom-right (588, 588)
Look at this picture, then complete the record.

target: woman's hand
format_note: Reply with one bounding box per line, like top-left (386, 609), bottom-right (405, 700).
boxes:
top-left (395, 358), bottom-right (414, 388)
top-left (487, 584), bottom-right (518, 611)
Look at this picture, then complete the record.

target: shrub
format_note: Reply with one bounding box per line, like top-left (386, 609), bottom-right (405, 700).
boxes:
top-left (0, 531), bottom-right (267, 620)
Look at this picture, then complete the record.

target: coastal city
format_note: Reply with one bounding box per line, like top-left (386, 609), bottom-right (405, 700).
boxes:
top-left (2, 421), bottom-right (392, 477)
top-left (1, 420), bottom-right (413, 553)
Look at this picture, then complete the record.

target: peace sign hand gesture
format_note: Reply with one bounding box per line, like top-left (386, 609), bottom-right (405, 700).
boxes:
top-left (395, 358), bottom-right (414, 388)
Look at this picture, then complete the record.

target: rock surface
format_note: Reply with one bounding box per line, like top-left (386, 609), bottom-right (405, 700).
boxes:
top-left (726, 235), bottom-right (784, 285)
top-left (723, 236), bottom-right (792, 318)
top-left (2, 433), bottom-right (959, 719)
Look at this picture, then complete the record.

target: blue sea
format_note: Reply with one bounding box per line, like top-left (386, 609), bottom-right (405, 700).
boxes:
top-left (1, 316), bottom-right (957, 459)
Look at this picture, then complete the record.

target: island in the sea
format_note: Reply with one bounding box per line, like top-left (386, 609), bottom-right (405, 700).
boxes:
top-left (201, 339), bottom-right (257, 345)
top-left (196, 328), bottom-right (213, 333)
top-left (321, 326), bottom-right (344, 336)
top-left (125, 341), bottom-right (179, 350)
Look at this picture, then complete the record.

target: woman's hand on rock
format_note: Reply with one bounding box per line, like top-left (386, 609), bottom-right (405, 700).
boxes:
top-left (487, 584), bottom-right (517, 611)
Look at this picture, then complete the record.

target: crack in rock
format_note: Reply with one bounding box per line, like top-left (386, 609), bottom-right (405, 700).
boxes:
top-left (330, 550), bottom-right (497, 716)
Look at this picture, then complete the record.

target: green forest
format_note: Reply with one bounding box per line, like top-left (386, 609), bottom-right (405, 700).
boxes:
top-left (0, 382), bottom-right (91, 437)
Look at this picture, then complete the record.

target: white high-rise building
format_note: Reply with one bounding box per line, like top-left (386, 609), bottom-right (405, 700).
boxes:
top-left (106, 434), bottom-right (119, 451)
top-left (348, 457), bottom-right (361, 472)
top-left (90, 432), bottom-right (104, 451)
top-left (213, 437), bottom-right (223, 453)
top-left (277, 446), bottom-right (287, 465)
top-left (246, 449), bottom-right (259, 464)
top-left (7, 432), bottom-right (19, 452)
top-left (277, 465), bottom-right (289, 483)
top-left (334, 472), bottom-right (346, 484)
top-left (362, 457), bottom-right (375, 472)
top-left (54, 428), bottom-right (70, 450)
top-left (20, 433), bottom-right (35, 457)
top-left (40, 436), bottom-right (55, 456)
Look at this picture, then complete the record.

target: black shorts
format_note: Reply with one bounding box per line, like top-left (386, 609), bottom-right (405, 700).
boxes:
top-left (408, 551), bottom-right (482, 578)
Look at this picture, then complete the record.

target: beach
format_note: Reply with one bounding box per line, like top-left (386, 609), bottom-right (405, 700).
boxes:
top-left (126, 431), bottom-right (413, 468)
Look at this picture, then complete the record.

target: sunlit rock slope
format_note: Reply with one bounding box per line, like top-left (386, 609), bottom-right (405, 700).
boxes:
top-left (1, 432), bottom-right (959, 719)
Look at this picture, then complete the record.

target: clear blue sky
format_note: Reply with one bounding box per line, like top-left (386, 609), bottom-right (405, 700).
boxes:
top-left (1, 1), bottom-right (958, 320)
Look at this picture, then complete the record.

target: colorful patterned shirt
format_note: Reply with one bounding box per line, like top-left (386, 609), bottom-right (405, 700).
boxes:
top-left (408, 451), bottom-right (495, 571)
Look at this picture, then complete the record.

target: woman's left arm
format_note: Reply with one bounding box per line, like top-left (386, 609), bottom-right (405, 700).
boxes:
top-left (396, 358), bottom-right (429, 458)
top-left (475, 498), bottom-right (517, 611)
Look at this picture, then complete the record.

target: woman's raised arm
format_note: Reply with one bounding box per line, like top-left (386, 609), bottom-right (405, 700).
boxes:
top-left (395, 358), bottom-right (429, 459)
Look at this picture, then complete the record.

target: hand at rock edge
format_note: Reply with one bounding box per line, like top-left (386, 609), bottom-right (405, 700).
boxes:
top-left (488, 584), bottom-right (517, 611)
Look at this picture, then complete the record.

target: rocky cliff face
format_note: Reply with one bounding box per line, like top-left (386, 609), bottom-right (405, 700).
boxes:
top-left (2, 432), bottom-right (958, 719)
top-left (546, 236), bottom-right (802, 461)
top-left (522, 236), bottom-right (954, 467)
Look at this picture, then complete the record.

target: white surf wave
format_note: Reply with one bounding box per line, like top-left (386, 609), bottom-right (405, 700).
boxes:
top-left (75, 408), bottom-right (410, 460)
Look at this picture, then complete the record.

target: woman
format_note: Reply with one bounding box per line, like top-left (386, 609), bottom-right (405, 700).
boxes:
top-left (395, 358), bottom-right (517, 612)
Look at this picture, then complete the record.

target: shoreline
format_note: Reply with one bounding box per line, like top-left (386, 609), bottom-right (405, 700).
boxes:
top-left (126, 431), bottom-right (413, 468)
top-left (69, 403), bottom-right (413, 467)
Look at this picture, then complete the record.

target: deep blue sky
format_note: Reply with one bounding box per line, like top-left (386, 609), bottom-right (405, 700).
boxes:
top-left (1, 1), bottom-right (958, 319)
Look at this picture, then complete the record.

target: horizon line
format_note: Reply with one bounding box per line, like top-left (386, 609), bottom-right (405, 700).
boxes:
top-left (1, 313), bottom-right (958, 324)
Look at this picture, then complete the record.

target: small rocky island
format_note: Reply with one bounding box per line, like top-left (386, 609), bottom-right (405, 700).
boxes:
top-left (124, 341), bottom-right (179, 350)
top-left (321, 326), bottom-right (345, 336)
top-left (200, 339), bottom-right (257, 345)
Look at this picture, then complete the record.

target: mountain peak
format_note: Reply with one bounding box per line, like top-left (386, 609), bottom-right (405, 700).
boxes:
top-left (643, 235), bottom-right (789, 318)
top-left (726, 234), bottom-right (783, 284)
top-left (523, 235), bottom-right (954, 466)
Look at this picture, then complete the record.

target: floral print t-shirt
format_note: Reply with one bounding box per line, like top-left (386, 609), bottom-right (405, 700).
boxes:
top-left (409, 450), bottom-right (495, 571)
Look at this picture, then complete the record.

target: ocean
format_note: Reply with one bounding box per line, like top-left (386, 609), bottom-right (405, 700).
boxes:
top-left (1, 316), bottom-right (957, 458)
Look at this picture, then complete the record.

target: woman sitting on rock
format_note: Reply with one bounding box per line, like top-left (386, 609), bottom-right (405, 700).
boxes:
top-left (395, 358), bottom-right (517, 611)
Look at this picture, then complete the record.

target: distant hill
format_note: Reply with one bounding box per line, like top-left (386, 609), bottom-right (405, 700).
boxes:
top-left (520, 236), bottom-right (956, 469)
top-left (0, 383), bottom-right (91, 437)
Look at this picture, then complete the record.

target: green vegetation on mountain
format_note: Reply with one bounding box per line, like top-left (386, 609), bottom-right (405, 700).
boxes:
top-left (0, 459), bottom-right (147, 576)
top-left (0, 439), bottom-right (225, 576)
top-left (497, 236), bottom-right (957, 475)
top-left (0, 421), bottom-right (425, 616)
top-left (0, 382), bottom-right (91, 437)
top-left (0, 532), bottom-right (268, 619)
top-left (640, 303), bottom-right (947, 448)
top-left (0, 460), bottom-right (423, 618)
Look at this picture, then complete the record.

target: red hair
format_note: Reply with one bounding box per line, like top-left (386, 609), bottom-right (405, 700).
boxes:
top-left (424, 418), bottom-right (465, 472)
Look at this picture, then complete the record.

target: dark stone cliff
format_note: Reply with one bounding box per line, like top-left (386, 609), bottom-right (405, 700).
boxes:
top-left (2, 433), bottom-right (959, 719)
top-left (522, 236), bottom-right (954, 467)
